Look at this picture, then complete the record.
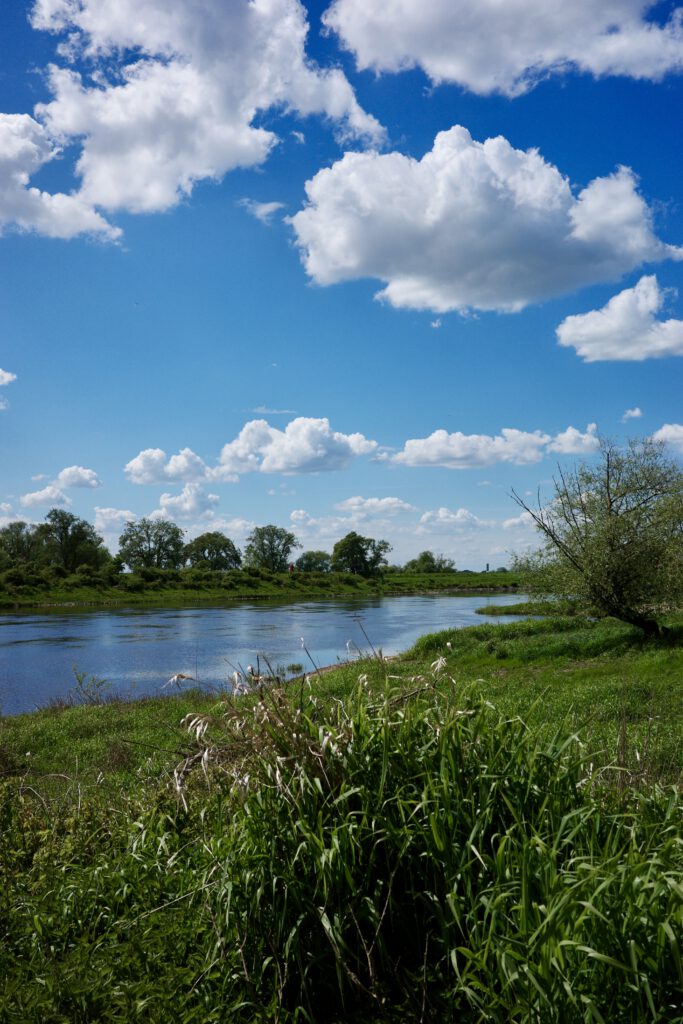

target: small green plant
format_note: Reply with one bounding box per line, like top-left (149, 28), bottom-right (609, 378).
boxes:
top-left (70, 668), bottom-right (112, 705)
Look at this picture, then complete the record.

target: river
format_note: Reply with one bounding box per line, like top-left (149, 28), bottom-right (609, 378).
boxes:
top-left (0, 593), bottom-right (524, 716)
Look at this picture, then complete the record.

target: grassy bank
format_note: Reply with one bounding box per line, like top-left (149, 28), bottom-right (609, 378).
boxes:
top-left (0, 567), bottom-right (517, 610)
top-left (1, 616), bottom-right (681, 1021)
top-left (476, 597), bottom-right (584, 617)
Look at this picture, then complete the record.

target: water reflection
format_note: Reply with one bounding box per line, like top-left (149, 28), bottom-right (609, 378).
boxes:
top-left (0, 594), bottom-right (524, 716)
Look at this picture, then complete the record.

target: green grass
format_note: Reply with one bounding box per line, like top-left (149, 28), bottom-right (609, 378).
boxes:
top-left (476, 598), bottom-right (585, 617)
top-left (0, 568), bottom-right (518, 609)
top-left (1, 616), bottom-right (681, 1022)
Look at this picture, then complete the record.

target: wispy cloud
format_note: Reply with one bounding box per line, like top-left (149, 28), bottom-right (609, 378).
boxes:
top-left (251, 406), bottom-right (298, 415)
top-left (239, 199), bottom-right (286, 225)
top-left (0, 367), bottom-right (17, 410)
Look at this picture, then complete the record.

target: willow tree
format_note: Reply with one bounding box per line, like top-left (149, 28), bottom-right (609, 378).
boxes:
top-left (512, 437), bottom-right (683, 637)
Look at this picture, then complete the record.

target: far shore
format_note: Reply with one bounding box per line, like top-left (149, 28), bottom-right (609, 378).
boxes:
top-left (0, 569), bottom-right (519, 612)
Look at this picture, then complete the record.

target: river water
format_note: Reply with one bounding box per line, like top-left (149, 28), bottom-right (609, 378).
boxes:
top-left (0, 593), bottom-right (523, 716)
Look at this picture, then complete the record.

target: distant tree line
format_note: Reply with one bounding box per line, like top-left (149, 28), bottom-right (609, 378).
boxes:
top-left (0, 510), bottom-right (467, 581)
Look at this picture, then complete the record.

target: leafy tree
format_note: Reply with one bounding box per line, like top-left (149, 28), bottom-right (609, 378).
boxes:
top-left (243, 525), bottom-right (300, 572)
top-left (38, 509), bottom-right (109, 572)
top-left (295, 550), bottom-right (332, 573)
top-left (512, 437), bottom-right (683, 637)
top-left (184, 531), bottom-right (242, 570)
top-left (0, 521), bottom-right (44, 568)
top-left (118, 518), bottom-right (185, 570)
top-left (403, 550), bottom-right (455, 573)
top-left (331, 532), bottom-right (392, 576)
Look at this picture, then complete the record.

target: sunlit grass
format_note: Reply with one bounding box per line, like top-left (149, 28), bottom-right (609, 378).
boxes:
top-left (1, 615), bottom-right (681, 1021)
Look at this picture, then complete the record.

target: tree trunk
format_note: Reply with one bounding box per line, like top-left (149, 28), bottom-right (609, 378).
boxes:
top-left (616, 610), bottom-right (662, 638)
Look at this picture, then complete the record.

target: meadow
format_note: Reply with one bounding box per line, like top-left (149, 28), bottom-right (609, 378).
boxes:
top-left (1, 614), bottom-right (681, 1022)
top-left (0, 567), bottom-right (517, 609)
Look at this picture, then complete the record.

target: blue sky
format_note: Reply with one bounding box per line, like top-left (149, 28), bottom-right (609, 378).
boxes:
top-left (1, 0), bottom-right (682, 567)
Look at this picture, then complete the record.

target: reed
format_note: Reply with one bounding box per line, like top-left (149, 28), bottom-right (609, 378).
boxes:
top-left (1, 620), bottom-right (681, 1022)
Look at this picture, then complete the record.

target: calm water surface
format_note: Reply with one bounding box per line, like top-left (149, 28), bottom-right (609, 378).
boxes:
top-left (0, 593), bottom-right (524, 715)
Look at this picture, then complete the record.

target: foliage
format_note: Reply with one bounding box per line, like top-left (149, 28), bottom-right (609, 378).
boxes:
top-left (0, 521), bottom-right (44, 570)
top-left (513, 437), bottom-right (683, 636)
top-left (40, 508), bottom-right (110, 572)
top-left (295, 549), bottom-right (332, 572)
top-left (0, 567), bottom-right (518, 607)
top-left (183, 530), bottom-right (241, 570)
top-left (403, 549), bottom-right (455, 572)
top-left (331, 531), bottom-right (392, 576)
top-left (1, 655), bottom-right (681, 1023)
top-left (118, 517), bottom-right (185, 570)
top-left (243, 524), bottom-right (300, 572)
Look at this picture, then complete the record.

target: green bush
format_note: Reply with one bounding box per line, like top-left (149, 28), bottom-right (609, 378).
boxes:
top-left (2, 684), bottom-right (681, 1023)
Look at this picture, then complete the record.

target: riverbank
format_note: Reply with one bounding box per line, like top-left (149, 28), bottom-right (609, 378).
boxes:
top-left (475, 597), bottom-right (584, 616)
top-left (3, 613), bottom-right (681, 785)
top-left (0, 567), bottom-right (517, 610)
top-left (2, 615), bottom-right (681, 1021)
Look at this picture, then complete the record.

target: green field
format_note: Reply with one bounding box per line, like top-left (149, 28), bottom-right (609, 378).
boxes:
top-left (0, 567), bottom-right (517, 609)
top-left (1, 615), bottom-right (681, 1022)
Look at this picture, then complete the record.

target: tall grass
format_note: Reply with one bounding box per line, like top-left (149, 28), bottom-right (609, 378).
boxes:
top-left (2, 665), bottom-right (680, 1022)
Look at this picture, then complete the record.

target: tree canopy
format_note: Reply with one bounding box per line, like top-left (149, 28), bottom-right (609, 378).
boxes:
top-left (331, 532), bottom-right (392, 576)
top-left (39, 509), bottom-right (109, 572)
top-left (0, 521), bottom-right (43, 569)
top-left (243, 525), bottom-right (300, 572)
top-left (118, 518), bottom-right (185, 570)
top-left (403, 550), bottom-right (455, 573)
top-left (295, 550), bottom-right (332, 573)
top-left (512, 437), bottom-right (683, 636)
top-left (184, 532), bottom-right (241, 570)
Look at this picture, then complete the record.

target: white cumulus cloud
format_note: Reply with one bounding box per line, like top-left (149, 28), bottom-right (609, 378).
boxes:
top-left (547, 423), bottom-right (599, 455)
top-left (622, 406), bottom-right (643, 421)
top-left (94, 507), bottom-right (136, 532)
top-left (393, 427), bottom-right (552, 468)
top-left (165, 448), bottom-right (211, 483)
top-left (417, 507), bottom-right (490, 532)
top-left (124, 447), bottom-right (210, 484)
top-left (651, 423), bottom-right (683, 453)
top-left (0, 113), bottom-right (120, 240)
top-left (0, 368), bottom-right (17, 386)
top-left (21, 0), bottom-right (381, 234)
top-left (216, 417), bottom-right (377, 476)
top-left (502, 511), bottom-right (536, 530)
top-left (0, 503), bottom-right (16, 527)
top-left (94, 506), bottom-right (136, 548)
top-left (290, 127), bottom-right (679, 314)
top-left (56, 465), bottom-right (102, 488)
top-left (125, 420), bottom-right (376, 485)
top-left (124, 448), bottom-right (168, 485)
top-left (335, 496), bottom-right (415, 517)
top-left (393, 423), bottom-right (600, 467)
top-left (151, 483), bottom-right (220, 521)
top-left (324, 0), bottom-right (683, 97)
top-left (20, 484), bottom-right (71, 508)
top-left (557, 275), bottom-right (683, 361)
top-left (19, 463), bottom-right (102, 507)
